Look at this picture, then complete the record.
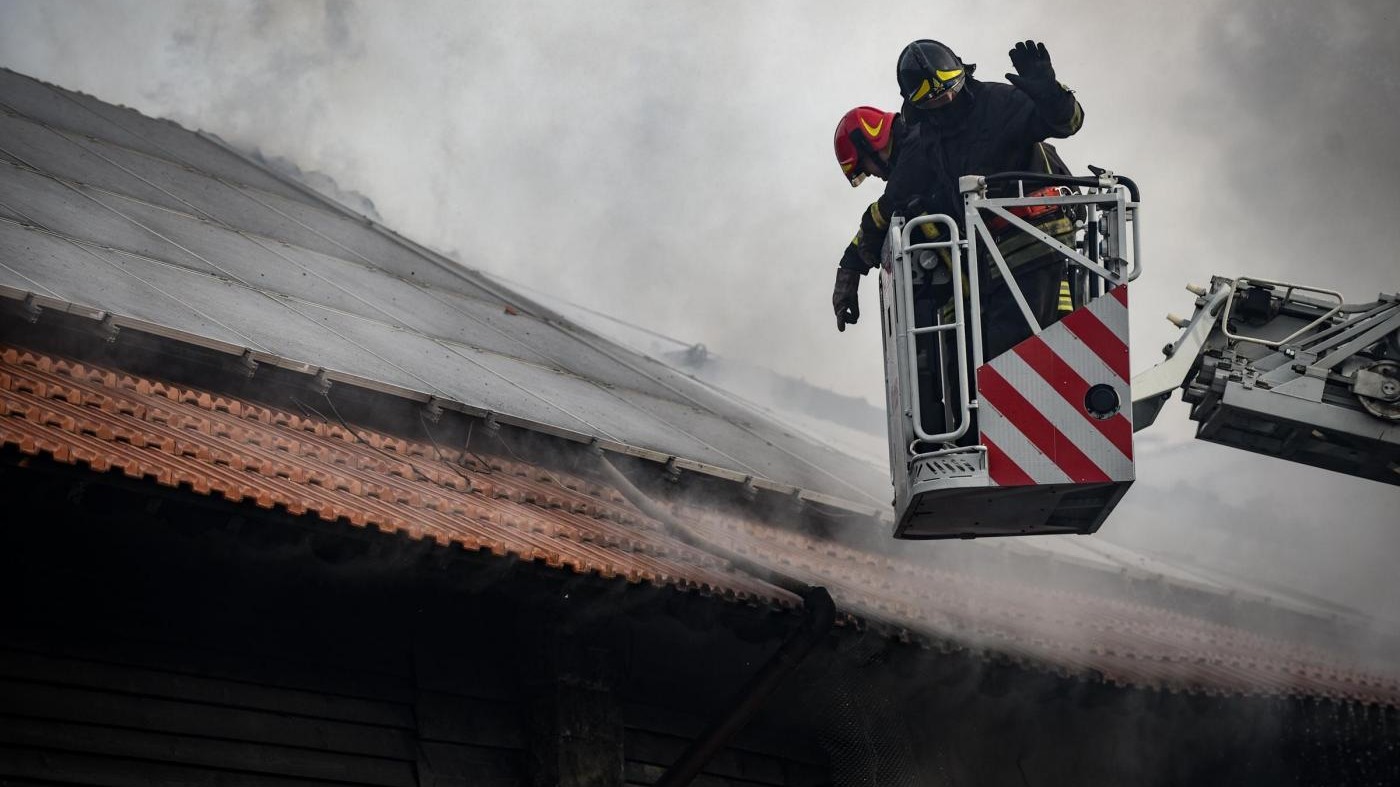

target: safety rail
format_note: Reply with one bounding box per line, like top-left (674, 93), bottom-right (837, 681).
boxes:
top-left (1220, 277), bottom-right (1345, 349)
top-left (887, 170), bottom-right (1142, 456)
top-left (897, 213), bottom-right (970, 447)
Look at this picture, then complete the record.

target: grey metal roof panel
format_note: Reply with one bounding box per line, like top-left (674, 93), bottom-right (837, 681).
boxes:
top-left (0, 69), bottom-right (161, 165)
top-left (1, 110), bottom-right (461, 293)
top-left (410, 288), bottom-right (707, 402)
top-left (3, 164), bottom-right (707, 391)
top-left (0, 220), bottom-right (261, 347)
top-left (0, 112), bottom-right (185, 209)
top-left (0, 69), bottom-right (893, 508)
top-left (222, 182), bottom-right (501, 294)
top-left (0, 68), bottom-right (308, 202)
top-left (1, 166), bottom-right (227, 278)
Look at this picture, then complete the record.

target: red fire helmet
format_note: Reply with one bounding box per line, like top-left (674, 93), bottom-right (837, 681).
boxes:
top-left (834, 106), bottom-right (896, 186)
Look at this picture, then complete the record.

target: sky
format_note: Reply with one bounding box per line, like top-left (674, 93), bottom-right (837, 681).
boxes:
top-left (2, 0), bottom-right (1398, 624)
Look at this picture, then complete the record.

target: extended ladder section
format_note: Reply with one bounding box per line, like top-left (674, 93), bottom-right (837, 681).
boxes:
top-left (1133, 277), bottom-right (1400, 486)
top-left (880, 171), bottom-right (1140, 539)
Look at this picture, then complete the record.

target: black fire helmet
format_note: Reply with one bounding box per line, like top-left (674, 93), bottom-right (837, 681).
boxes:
top-left (897, 39), bottom-right (970, 109)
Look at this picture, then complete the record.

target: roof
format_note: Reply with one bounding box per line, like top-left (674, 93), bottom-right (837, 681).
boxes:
top-left (0, 65), bottom-right (1367, 616)
top-left (1, 66), bottom-right (1396, 705)
top-left (0, 67), bottom-right (888, 513)
top-left (4, 343), bottom-right (1397, 705)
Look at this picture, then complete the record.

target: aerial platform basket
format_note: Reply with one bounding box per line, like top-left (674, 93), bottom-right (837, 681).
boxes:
top-left (880, 171), bottom-right (1141, 539)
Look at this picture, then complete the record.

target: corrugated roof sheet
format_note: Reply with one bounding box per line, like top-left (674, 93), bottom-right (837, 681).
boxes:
top-left (0, 67), bottom-right (889, 510)
top-left (3, 343), bottom-right (1396, 705)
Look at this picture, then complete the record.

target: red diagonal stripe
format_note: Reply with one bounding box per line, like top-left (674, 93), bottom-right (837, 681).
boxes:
top-left (1111, 283), bottom-right (1128, 307)
top-left (983, 436), bottom-right (1034, 487)
top-left (978, 365), bottom-right (1111, 483)
top-left (1062, 307), bottom-right (1129, 381)
top-left (1014, 336), bottom-right (1134, 459)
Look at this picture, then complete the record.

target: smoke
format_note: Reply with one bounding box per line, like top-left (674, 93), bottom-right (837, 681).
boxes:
top-left (1, 1), bottom-right (1397, 635)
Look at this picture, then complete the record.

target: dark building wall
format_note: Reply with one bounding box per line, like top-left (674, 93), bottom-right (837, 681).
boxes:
top-left (0, 455), bottom-right (826, 786)
top-left (2, 454), bottom-right (1397, 787)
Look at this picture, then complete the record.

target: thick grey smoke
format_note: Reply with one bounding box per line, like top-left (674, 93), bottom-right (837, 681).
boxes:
top-left (1, 0), bottom-right (1397, 625)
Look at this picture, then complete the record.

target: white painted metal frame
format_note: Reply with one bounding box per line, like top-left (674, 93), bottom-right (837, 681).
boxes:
top-left (887, 174), bottom-right (1142, 457)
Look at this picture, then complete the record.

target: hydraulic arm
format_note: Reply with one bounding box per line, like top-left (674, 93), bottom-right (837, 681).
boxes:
top-left (1133, 277), bottom-right (1400, 486)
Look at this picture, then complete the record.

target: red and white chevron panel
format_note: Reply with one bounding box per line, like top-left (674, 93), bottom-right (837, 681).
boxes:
top-left (977, 285), bottom-right (1133, 487)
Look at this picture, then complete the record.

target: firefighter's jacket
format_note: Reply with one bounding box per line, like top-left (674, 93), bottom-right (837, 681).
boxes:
top-left (840, 75), bottom-right (1083, 275)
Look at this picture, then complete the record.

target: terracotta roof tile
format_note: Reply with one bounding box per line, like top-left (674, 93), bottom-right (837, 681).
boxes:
top-left (2, 344), bottom-right (1397, 705)
top-left (0, 345), bottom-right (785, 604)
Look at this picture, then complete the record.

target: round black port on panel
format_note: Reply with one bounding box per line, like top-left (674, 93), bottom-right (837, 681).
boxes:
top-left (1084, 384), bottom-right (1121, 420)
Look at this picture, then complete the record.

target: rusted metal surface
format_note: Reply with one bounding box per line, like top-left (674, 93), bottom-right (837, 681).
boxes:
top-left (2, 344), bottom-right (1397, 705)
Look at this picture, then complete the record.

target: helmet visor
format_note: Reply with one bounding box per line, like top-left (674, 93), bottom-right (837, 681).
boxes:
top-left (909, 68), bottom-right (965, 107)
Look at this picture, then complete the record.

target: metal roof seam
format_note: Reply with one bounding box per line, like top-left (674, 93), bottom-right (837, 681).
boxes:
top-left (191, 129), bottom-right (890, 507)
top-left (0, 213), bottom-right (268, 350)
top-left (0, 109), bottom-right (308, 220)
top-left (4, 125), bottom-right (781, 473)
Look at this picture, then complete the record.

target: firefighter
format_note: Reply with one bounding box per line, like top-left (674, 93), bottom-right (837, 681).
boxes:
top-left (833, 40), bottom-right (1084, 351)
top-left (830, 106), bottom-right (908, 332)
top-left (881, 38), bottom-right (1084, 358)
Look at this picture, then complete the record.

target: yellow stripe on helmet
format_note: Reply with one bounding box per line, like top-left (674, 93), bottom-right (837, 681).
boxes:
top-left (912, 69), bottom-right (963, 103)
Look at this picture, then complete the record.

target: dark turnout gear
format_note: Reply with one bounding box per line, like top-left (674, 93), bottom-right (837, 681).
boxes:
top-left (832, 267), bottom-right (862, 331)
top-left (883, 69), bottom-right (1082, 223)
top-left (891, 41), bottom-right (1085, 433)
top-left (830, 41), bottom-right (1083, 344)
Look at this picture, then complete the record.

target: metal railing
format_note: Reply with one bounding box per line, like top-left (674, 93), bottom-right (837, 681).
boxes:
top-left (1220, 277), bottom-right (1344, 349)
top-left (888, 171), bottom-right (1142, 456)
top-left (898, 213), bottom-right (970, 446)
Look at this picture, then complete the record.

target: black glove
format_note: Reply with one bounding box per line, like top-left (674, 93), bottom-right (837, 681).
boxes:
top-left (833, 268), bottom-right (861, 332)
top-left (1006, 40), bottom-right (1056, 92)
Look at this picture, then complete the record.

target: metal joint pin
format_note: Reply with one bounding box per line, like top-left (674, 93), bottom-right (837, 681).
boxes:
top-left (97, 314), bottom-right (120, 343)
top-left (741, 475), bottom-right (758, 500)
top-left (238, 349), bottom-right (259, 378)
top-left (662, 456), bottom-right (681, 483)
top-left (20, 293), bottom-right (43, 323)
top-left (789, 488), bottom-right (806, 510)
top-left (422, 396), bottom-right (444, 423)
top-left (483, 412), bottom-right (501, 432)
top-left (312, 369), bottom-right (333, 396)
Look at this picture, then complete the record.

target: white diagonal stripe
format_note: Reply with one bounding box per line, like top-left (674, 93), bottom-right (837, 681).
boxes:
top-left (1088, 286), bottom-right (1128, 335)
top-left (1038, 324), bottom-right (1133, 429)
top-left (994, 351), bottom-right (1134, 479)
top-left (979, 398), bottom-right (1072, 486)
top-left (1040, 321), bottom-right (1128, 385)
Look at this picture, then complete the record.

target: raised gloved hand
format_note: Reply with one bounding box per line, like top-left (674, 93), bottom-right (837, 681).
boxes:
top-left (1006, 40), bottom-right (1056, 92)
top-left (832, 267), bottom-right (861, 332)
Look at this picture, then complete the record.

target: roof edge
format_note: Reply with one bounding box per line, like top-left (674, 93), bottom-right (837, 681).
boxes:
top-left (0, 287), bottom-right (893, 523)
